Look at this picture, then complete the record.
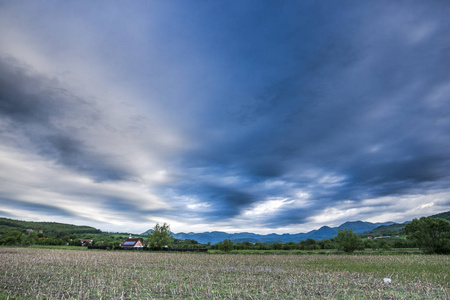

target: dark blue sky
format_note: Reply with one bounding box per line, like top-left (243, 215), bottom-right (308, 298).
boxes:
top-left (0, 1), bottom-right (449, 233)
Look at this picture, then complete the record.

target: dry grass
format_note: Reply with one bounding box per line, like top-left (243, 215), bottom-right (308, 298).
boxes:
top-left (0, 248), bottom-right (448, 299)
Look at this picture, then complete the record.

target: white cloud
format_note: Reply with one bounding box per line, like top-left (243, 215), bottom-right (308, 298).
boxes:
top-left (244, 198), bottom-right (294, 216)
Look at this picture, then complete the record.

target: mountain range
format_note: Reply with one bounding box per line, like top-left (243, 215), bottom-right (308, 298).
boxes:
top-left (2, 211), bottom-right (448, 245)
top-left (143, 211), bottom-right (450, 244)
top-left (144, 220), bottom-right (395, 244)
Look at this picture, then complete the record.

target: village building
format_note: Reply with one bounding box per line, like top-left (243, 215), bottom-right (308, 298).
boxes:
top-left (80, 239), bottom-right (93, 246)
top-left (121, 234), bottom-right (145, 249)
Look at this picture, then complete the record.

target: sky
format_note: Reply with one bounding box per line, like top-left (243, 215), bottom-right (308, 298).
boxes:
top-left (0, 1), bottom-right (449, 234)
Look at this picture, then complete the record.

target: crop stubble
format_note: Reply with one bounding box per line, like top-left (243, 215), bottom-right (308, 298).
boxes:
top-left (0, 248), bottom-right (448, 299)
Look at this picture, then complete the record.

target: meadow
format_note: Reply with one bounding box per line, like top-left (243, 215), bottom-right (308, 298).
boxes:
top-left (0, 248), bottom-right (449, 299)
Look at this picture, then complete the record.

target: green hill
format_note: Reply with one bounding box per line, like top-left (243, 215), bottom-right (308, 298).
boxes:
top-left (431, 211), bottom-right (450, 221)
top-left (0, 218), bottom-right (102, 235)
top-left (361, 210), bottom-right (450, 237)
top-left (361, 223), bottom-right (407, 237)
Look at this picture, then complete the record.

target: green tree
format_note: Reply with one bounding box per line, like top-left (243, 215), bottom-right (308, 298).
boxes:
top-left (217, 239), bottom-right (234, 252)
top-left (319, 239), bottom-right (334, 249)
top-left (20, 232), bottom-right (38, 245)
top-left (0, 230), bottom-right (22, 245)
top-left (404, 217), bottom-right (450, 254)
top-left (282, 241), bottom-right (296, 250)
top-left (146, 223), bottom-right (173, 249)
top-left (69, 239), bottom-right (82, 246)
top-left (334, 229), bottom-right (363, 252)
top-left (271, 242), bottom-right (282, 250)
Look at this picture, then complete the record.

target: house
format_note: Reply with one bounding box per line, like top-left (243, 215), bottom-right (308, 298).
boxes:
top-left (121, 234), bottom-right (145, 249)
top-left (80, 239), bottom-right (93, 246)
top-left (26, 229), bottom-right (33, 232)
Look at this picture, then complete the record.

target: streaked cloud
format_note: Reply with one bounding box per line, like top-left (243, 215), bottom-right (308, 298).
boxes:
top-left (0, 1), bottom-right (449, 234)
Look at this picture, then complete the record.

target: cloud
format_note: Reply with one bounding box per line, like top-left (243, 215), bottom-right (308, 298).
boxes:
top-left (0, 55), bottom-right (187, 183)
top-left (0, 198), bottom-right (77, 219)
top-left (0, 1), bottom-right (449, 234)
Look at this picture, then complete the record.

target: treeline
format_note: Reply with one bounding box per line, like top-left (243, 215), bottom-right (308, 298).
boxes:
top-left (211, 217), bottom-right (450, 254)
top-left (210, 237), bottom-right (417, 252)
top-left (87, 245), bottom-right (207, 252)
top-left (172, 238), bottom-right (207, 248)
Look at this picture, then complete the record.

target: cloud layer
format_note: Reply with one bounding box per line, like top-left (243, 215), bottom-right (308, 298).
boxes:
top-left (1, 1), bottom-right (449, 233)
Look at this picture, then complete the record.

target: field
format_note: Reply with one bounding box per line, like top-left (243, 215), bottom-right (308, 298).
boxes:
top-left (0, 248), bottom-right (449, 299)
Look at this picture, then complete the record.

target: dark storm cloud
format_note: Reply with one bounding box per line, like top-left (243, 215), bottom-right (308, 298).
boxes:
top-left (101, 197), bottom-right (168, 223)
top-left (1, 0), bottom-right (450, 232)
top-left (0, 58), bottom-right (61, 123)
top-left (102, 197), bottom-right (159, 215)
top-left (264, 208), bottom-right (320, 228)
top-left (0, 57), bottom-right (130, 181)
top-left (164, 0), bottom-right (450, 226)
top-left (169, 181), bottom-right (258, 220)
top-left (41, 134), bottom-right (129, 181)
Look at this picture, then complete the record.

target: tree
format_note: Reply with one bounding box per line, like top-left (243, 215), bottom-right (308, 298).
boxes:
top-left (217, 239), bottom-right (234, 252)
top-left (20, 232), bottom-right (38, 245)
top-left (404, 217), bottom-right (450, 254)
top-left (282, 241), bottom-right (296, 250)
top-left (319, 239), bottom-right (335, 250)
top-left (146, 223), bottom-right (173, 249)
top-left (271, 242), bottom-right (282, 250)
top-left (334, 229), bottom-right (363, 252)
top-left (0, 230), bottom-right (22, 245)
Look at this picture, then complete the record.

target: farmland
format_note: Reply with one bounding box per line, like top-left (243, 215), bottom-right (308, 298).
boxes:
top-left (1, 248), bottom-right (449, 299)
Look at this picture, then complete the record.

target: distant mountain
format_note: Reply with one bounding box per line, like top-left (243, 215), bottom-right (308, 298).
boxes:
top-left (143, 220), bottom-right (394, 244)
top-left (143, 210), bottom-right (449, 244)
top-left (172, 211), bottom-right (450, 244)
top-left (361, 210), bottom-right (450, 237)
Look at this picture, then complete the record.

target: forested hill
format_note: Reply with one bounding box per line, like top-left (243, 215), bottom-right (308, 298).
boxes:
top-left (361, 210), bottom-right (450, 237)
top-left (431, 211), bottom-right (450, 221)
top-left (0, 218), bottom-right (102, 234)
